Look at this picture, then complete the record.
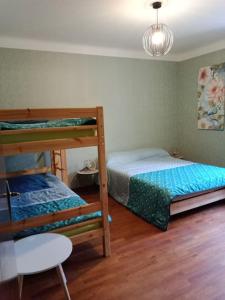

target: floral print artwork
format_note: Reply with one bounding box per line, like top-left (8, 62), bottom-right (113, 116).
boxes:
top-left (197, 63), bottom-right (225, 130)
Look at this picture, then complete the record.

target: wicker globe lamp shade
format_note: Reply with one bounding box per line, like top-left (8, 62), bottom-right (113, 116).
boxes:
top-left (143, 1), bottom-right (173, 57)
top-left (143, 23), bottom-right (173, 56)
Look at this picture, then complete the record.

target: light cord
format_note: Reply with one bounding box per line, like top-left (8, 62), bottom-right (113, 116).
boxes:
top-left (156, 7), bottom-right (159, 29)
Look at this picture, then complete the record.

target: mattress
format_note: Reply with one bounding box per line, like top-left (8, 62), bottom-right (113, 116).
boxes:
top-left (107, 154), bottom-right (194, 206)
top-left (0, 118), bottom-right (96, 144)
top-left (8, 173), bottom-right (102, 238)
top-left (107, 148), bottom-right (225, 230)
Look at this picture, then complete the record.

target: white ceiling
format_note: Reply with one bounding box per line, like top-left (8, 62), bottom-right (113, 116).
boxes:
top-left (0, 0), bottom-right (225, 61)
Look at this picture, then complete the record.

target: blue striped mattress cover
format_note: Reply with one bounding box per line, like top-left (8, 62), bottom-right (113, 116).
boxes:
top-left (8, 173), bottom-right (102, 238)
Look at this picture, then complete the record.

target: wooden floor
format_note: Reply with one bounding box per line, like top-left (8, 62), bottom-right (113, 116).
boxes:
top-left (23, 189), bottom-right (225, 300)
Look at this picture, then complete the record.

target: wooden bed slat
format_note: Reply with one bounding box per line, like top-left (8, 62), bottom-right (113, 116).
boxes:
top-left (0, 108), bottom-right (97, 121)
top-left (0, 166), bottom-right (51, 179)
top-left (0, 202), bottom-right (101, 234)
top-left (51, 218), bottom-right (102, 234)
top-left (170, 188), bottom-right (225, 215)
top-left (0, 136), bottom-right (98, 156)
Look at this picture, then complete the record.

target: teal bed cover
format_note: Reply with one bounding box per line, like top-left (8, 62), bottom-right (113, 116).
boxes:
top-left (0, 118), bottom-right (96, 130)
top-left (128, 164), bottom-right (225, 231)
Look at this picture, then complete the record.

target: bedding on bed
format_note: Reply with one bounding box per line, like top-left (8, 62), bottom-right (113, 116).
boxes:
top-left (0, 118), bottom-right (96, 145)
top-left (107, 148), bottom-right (193, 205)
top-left (0, 118), bottom-right (96, 130)
top-left (129, 164), bottom-right (225, 230)
top-left (107, 148), bottom-right (225, 231)
top-left (7, 173), bottom-right (102, 238)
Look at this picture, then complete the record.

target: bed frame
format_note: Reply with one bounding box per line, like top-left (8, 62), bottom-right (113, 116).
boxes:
top-left (0, 107), bottom-right (111, 257)
top-left (170, 188), bottom-right (225, 216)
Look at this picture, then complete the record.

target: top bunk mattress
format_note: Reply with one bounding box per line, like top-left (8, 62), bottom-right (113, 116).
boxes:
top-left (8, 173), bottom-right (101, 238)
top-left (0, 118), bottom-right (96, 144)
top-left (0, 118), bottom-right (96, 130)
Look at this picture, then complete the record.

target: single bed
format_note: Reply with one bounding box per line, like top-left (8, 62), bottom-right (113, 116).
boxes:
top-left (107, 148), bottom-right (225, 230)
top-left (7, 173), bottom-right (102, 239)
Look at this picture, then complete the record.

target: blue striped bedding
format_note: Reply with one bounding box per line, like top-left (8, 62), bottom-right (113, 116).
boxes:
top-left (9, 173), bottom-right (101, 238)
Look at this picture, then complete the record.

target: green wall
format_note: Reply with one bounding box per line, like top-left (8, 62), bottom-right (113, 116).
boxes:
top-left (1, 46), bottom-right (225, 182)
top-left (177, 49), bottom-right (225, 167)
top-left (0, 48), bottom-right (177, 183)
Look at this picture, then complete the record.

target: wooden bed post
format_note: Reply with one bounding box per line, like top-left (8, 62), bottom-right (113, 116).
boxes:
top-left (96, 107), bottom-right (111, 257)
top-left (60, 150), bottom-right (69, 185)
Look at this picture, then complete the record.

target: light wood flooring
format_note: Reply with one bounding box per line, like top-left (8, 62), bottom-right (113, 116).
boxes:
top-left (22, 189), bottom-right (225, 300)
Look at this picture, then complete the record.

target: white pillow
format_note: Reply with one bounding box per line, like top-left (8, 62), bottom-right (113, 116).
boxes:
top-left (107, 148), bottom-right (169, 166)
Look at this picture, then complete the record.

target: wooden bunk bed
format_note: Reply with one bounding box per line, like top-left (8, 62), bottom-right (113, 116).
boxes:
top-left (0, 107), bottom-right (111, 257)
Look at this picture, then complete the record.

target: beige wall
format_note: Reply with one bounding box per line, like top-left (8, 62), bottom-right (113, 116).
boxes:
top-left (177, 49), bottom-right (225, 167)
top-left (0, 48), bottom-right (177, 185)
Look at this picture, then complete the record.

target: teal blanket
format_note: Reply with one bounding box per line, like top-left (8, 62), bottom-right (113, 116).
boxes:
top-left (128, 164), bottom-right (225, 230)
top-left (0, 118), bottom-right (96, 130)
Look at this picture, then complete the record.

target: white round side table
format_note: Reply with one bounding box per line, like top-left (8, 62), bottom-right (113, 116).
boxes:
top-left (15, 233), bottom-right (73, 300)
top-left (77, 168), bottom-right (99, 175)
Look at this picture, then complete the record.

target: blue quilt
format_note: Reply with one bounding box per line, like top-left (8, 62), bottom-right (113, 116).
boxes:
top-left (9, 173), bottom-right (101, 238)
top-left (128, 164), bottom-right (225, 231)
top-left (8, 174), bottom-right (50, 193)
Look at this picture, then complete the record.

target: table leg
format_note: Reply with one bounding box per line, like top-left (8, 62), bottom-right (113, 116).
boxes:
top-left (56, 264), bottom-right (71, 300)
top-left (18, 275), bottom-right (23, 300)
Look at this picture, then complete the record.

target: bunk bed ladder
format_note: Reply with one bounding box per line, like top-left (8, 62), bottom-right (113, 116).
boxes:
top-left (51, 149), bottom-right (69, 185)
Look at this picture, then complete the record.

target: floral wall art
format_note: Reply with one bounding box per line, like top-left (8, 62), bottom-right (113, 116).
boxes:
top-left (197, 63), bottom-right (225, 130)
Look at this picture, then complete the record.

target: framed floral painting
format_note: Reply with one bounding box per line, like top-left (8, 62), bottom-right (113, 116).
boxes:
top-left (197, 63), bottom-right (225, 130)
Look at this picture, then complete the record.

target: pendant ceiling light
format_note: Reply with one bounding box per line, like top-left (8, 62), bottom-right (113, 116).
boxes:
top-left (143, 1), bottom-right (173, 56)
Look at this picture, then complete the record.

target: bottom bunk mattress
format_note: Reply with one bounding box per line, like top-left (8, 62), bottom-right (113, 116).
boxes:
top-left (8, 173), bottom-right (102, 238)
top-left (107, 149), bottom-right (225, 231)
